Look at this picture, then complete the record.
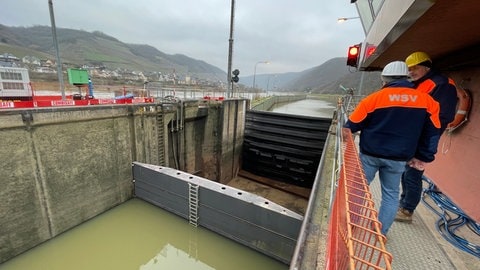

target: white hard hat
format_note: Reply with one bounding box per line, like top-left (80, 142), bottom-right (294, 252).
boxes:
top-left (381, 61), bottom-right (409, 77)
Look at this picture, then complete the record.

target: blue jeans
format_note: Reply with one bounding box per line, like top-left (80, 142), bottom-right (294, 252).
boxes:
top-left (399, 165), bottom-right (424, 213)
top-left (360, 153), bottom-right (406, 235)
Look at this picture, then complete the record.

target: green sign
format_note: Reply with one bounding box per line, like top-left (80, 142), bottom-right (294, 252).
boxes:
top-left (67, 68), bottom-right (89, 85)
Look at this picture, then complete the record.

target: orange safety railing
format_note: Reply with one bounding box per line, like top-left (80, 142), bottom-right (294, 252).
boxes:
top-left (325, 128), bottom-right (392, 269)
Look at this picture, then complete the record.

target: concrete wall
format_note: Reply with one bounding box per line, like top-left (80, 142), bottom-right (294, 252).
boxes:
top-left (217, 99), bottom-right (246, 184)
top-left (0, 98), bottom-right (247, 263)
top-left (0, 106), bottom-right (135, 263)
top-left (162, 99), bottom-right (246, 183)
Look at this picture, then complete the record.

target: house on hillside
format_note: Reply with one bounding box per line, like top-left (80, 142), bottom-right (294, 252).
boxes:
top-left (0, 53), bottom-right (21, 67)
top-left (34, 66), bottom-right (56, 73)
top-left (40, 59), bottom-right (56, 67)
top-left (22, 56), bottom-right (41, 66)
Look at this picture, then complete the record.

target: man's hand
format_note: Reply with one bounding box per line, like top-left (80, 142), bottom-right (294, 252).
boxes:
top-left (407, 157), bottom-right (427, 171)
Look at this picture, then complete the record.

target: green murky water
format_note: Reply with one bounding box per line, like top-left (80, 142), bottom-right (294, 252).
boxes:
top-left (1, 199), bottom-right (286, 270)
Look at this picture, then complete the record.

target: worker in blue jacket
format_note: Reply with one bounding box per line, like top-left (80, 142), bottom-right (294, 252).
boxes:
top-left (344, 61), bottom-right (441, 236)
top-left (395, 52), bottom-right (457, 223)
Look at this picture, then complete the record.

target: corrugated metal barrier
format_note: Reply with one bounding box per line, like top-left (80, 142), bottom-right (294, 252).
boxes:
top-left (243, 110), bottom-right (331, 188)
top-left (324, 128), bottom-right (392, 269)
top-left (133, 162), bottom-right (303, 264)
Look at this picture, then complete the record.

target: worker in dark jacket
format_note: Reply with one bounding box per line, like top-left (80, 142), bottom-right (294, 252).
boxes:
top-left (345, 61), bottom-right (441, 236)
top-left (395, 52), bottom-right (457, 223)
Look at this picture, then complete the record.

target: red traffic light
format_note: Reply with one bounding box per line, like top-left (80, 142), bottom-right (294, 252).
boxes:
top-left (347, 44), bottom-right (361, 67)
top-left (349, 46), bottom-right (359, 56)
top-left (366, 45), bottom-right (376, 57)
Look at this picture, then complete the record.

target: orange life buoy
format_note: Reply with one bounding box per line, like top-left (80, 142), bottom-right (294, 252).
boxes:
top-left (446, 86), bottom-right (471, 132)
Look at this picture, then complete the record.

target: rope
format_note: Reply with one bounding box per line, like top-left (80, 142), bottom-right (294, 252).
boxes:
top-left (441, 132), bottom-right (452, 154)
top-left (421, 176), bottom-right (480, 258)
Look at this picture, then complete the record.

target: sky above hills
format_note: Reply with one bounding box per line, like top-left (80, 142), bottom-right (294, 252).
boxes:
top-left (1, 0), bottom-right (364, 76)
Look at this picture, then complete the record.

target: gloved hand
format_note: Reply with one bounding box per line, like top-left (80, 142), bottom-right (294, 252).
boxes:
top-left (407, 157), bottom-right (426, 171)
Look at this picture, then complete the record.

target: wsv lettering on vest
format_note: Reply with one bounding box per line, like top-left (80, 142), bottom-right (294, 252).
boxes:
top-left (388, 94), bottom-right (418, 102)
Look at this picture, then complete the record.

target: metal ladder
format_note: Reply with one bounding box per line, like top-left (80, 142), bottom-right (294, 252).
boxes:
top-left (188, 226), bottom-right (199, 259)
top-left (188, 183), bottom-right (199, 227)
top-left (156, 104), bottom-right (166, 166)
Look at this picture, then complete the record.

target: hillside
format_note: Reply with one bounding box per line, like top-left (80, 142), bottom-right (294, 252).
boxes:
top-left (0, 25), bottom-right (226, 81)
top-left (245, 58), bottom-right (381, 95)
top-left (0, 24), bottom-right (381, 95)
top-left (312, 68), bottom-right (381, 95)
top-left (285, 58), bottom-right (352, 90)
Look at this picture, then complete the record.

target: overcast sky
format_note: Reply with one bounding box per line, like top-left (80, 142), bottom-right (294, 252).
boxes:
top-left (1, 0), bottom-right (364, 76)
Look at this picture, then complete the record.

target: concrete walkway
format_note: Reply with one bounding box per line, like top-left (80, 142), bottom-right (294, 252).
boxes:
top-left (227, 164), bottom-right (480, 269)
top-left (369, 178), bottom-right (480, 269)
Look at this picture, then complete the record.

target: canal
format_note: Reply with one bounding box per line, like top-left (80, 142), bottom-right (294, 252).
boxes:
top-left (1, 199), bottom-right (286, 270)
top-left (0, 97), bottom-right (335, 270)
top-left (271, 98), bottom-right (335, 118)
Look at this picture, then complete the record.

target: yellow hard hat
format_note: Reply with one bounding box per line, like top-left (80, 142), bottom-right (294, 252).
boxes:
top-left (405, 52), bottom-right (431, 67)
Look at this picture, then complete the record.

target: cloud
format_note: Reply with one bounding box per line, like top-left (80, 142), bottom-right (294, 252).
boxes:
top-left (1, 0), bottom-right (364, 76)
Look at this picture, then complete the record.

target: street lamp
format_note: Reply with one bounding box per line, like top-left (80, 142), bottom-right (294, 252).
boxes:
top-left (252, 61), bottom-right (269, 89)
top-left (266, 74), bottom-right (277, 94)
top-left (337, 16), bottom-right (360, 23)
top-left (48, 0), bottom-right (65, 100)
top-left (227, 0), bottom-right (236, 98)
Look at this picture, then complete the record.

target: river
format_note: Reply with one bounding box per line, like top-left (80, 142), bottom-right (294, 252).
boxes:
top-left (271, 98), bottom-right (336, 118)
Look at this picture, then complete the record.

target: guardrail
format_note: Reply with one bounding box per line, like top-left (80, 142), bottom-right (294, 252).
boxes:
top-left (324, 94), bottom-right (392, 269)
top-left (0, 96), bottom-right (155, 109)
top-left (325, 127), bottom-right (392, 269)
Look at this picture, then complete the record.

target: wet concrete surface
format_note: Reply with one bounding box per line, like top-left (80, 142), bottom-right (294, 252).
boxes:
top-left (226, 175), bottom-right (309, 216)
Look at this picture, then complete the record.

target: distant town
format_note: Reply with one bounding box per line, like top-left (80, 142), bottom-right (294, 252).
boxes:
top-left (0, 52), bottom-right (227, 89)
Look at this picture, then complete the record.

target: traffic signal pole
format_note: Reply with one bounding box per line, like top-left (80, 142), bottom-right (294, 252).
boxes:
top-left (227, 0), bottom-right (235, 98)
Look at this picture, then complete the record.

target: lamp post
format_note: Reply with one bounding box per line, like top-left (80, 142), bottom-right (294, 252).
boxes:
top-left (227, 0), bottom-right (236, 98)
top-left (252, 61), bottom-right (269, 89)
top-left (337, 16), bottom-right (360, 23)
top-left (266, 74), bottom-right (277, 95)
top-left (48, 0), bottom-right (65, 100)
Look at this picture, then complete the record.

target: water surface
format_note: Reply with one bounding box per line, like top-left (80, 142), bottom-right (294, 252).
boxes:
top-left (1, 199), bottom-right (286, 270)
top-left (271, 99), bottom-right (335, 118)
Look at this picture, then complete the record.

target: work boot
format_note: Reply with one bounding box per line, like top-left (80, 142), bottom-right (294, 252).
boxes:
top-left (394, 208), bottom-right (413, 223)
